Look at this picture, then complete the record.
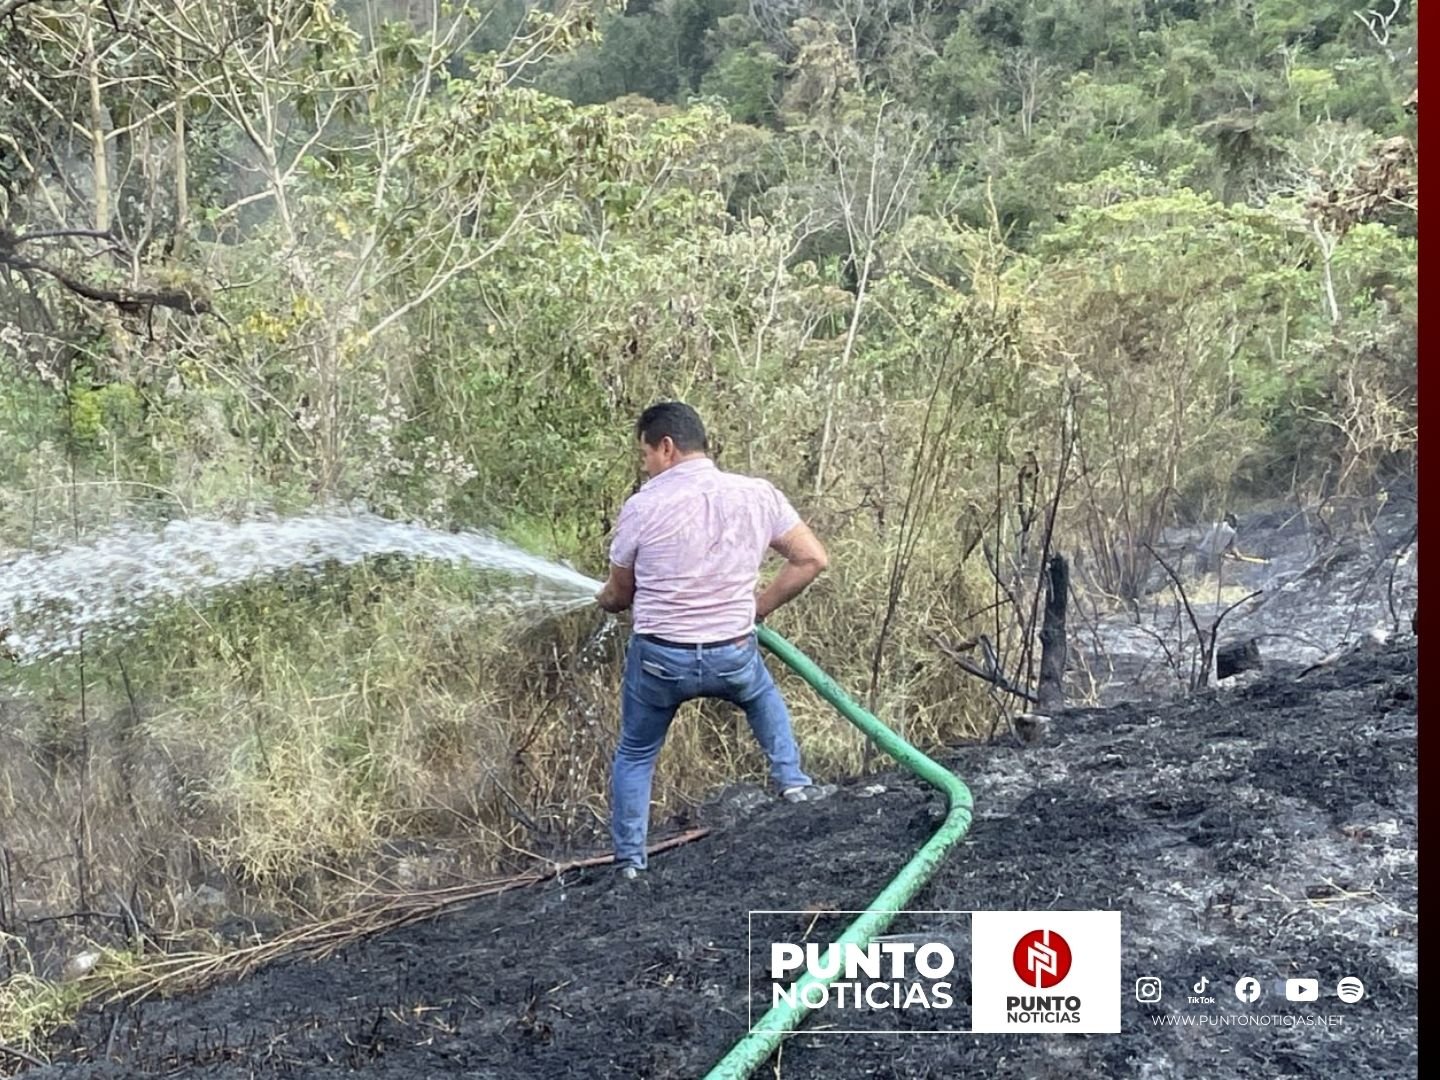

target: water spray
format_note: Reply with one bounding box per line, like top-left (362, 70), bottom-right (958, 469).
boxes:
top-left (0, 511), bottom-right (600, 663)
top-left (0, 512), bottom-right (974, 1079)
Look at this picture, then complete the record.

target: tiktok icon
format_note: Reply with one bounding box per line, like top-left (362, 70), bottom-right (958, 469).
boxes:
top-left (1188, 976), bottom-right (1215, 1004)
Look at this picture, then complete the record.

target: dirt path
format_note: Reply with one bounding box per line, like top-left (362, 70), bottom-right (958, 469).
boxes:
top-left (23, 643), bottom-right (1416, 1079)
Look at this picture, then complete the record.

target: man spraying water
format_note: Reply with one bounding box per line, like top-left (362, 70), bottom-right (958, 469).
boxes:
top-left (594, 402), bottom-right (832, 879)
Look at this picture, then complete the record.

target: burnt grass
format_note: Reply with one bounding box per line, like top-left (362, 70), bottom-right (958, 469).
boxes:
top-left (22, 644), bottom-right (1416, 1079)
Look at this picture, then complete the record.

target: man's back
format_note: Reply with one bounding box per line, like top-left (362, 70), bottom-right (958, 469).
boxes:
top-left (608, 458), bottom-right (799, 642)
top-left (596, 402), bottom-right (829, 874)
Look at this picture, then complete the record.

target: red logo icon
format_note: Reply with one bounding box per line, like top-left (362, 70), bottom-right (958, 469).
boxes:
top-left (1013, 929), bottom-right (1073, 988)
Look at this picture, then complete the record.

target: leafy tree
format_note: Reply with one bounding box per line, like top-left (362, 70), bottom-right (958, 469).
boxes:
top-left (700, 43), bottom-right (782, 125)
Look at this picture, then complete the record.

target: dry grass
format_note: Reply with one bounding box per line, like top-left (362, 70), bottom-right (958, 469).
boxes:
top-left (0, 393), bottom-right (1013, 1053)
top-left (0, 512), bottom-right (996, 929)
top-left (0, 935), bottom-right (147, 1056)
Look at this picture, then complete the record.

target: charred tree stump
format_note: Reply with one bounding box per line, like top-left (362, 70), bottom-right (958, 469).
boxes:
top-left (1215, 638), bottom-right (1263, 680)
top-left (1037, 553), bottom-right (1069, 711)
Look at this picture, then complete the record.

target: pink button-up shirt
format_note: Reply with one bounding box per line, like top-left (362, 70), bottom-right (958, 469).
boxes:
top-left (608, 458), bottom-right (801, 641)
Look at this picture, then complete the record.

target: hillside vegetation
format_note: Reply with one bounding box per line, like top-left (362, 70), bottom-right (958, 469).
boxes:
top-left (0, 1), bottom-right (1417, 1022)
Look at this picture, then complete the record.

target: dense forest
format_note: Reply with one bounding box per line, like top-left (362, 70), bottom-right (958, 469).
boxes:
top-left (0, 0), bottom-right (1417, 1030)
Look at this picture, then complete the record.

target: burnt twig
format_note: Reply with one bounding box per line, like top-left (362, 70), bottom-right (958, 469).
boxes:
top-left (929, 632), bottom-right (1040, 704)
top-left (1142, 542), bottom-right (1207, 686)
top-left (1204, 590), bottom-right (1265, 682)
top-left (0, 1042), bottom-right (47, 1067)
top-left (1386, 524), bottom-right (1417, 636)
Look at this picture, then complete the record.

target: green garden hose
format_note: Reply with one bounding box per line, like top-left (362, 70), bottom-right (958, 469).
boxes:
top-left (701, 625), bottom-right (975, 1080)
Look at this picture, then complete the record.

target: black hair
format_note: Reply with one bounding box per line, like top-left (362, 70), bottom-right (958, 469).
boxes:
top-left (636, 401), bottom-right (709, 453)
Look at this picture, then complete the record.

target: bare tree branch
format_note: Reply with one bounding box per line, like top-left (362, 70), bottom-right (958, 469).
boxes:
top-left (0, 246), bottom-right (211, 316)
top-left (1141, 542), bottom-right (1208, 685)
top-left (929, 632), bottom-right (1040, 704)
top-left (8, 225), bottom-right (107, 243)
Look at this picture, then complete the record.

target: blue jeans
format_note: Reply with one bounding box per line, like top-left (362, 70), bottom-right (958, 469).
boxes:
top-left (612, 633), bottom-right (811, 869)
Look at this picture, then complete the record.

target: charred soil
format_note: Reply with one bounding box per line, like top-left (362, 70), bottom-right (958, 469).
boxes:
top-left (20, 644), bottom-right (1417, 1079)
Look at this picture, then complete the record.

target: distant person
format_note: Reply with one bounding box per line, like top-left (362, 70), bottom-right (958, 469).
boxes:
top-left (1195, 513), bottom-right (1239, 573)
top-left (595, 402), bottom-right (832, 879)
top-left (1194, 512), bottom-right (1266, 574)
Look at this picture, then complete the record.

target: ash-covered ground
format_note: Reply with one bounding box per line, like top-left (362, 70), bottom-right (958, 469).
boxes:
top-left (1085, 492), bottom-right (1417, 703)
top-left (20, 639), bottom-right (1417, 1079)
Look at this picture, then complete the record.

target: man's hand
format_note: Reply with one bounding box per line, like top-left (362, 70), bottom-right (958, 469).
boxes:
top-left (596, 564), bottom-right (637, 613)
top-left (756, 523), bottom-right (828, 620)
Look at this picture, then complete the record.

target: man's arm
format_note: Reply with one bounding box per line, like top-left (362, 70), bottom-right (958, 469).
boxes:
top-left (756, 522), bottom-right (829, 620)
top-left (598, 498), bottom-right (640, 613)
top-left (596, 563), bottom-right (637, 613)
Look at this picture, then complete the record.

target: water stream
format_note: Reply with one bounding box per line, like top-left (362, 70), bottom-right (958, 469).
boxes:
top-left (1, 500), bottom-right (1415, 694)
top-left (0, 511), bottom-right (604, 664)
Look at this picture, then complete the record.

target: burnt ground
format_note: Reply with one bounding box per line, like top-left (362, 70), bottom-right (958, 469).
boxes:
top-left (1089, 491), bottom-right (1418, 704)
top-left (19, 642), bottom-right (1417, 1080)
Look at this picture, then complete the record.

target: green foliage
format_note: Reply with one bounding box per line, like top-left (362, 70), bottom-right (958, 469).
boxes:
top-left (539, 8), bottom-right (684, 104)
top-left (924, 20), bottom-right (1001, 119)
top-left (0, 0), bottom-right (1414, 932)
top-left (700, 44), bottom-right (781, 125)
top-left (66, 383), bottom-right (142, 447)
top-left (1, 0), bottom-right (1413, 591)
